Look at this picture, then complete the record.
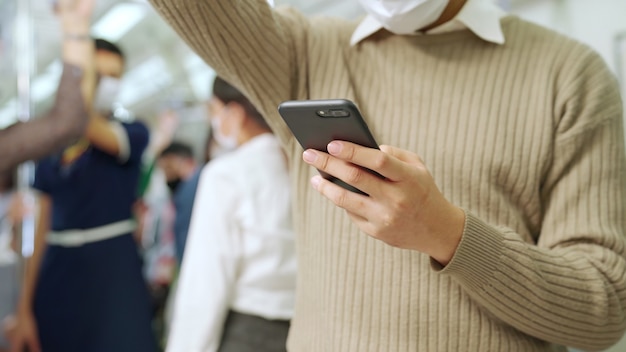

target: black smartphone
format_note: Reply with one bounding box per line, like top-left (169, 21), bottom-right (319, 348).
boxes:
top-left (278, 99), bottom-right (382, 195)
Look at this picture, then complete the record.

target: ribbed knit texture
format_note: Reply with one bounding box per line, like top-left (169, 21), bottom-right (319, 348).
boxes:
top-left (151, 1), bottom-right (626, 351)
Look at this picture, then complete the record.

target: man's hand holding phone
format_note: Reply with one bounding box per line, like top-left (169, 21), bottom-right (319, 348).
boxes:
top-left (279, 99), bottom-right (465, 265)
top-left (302, 141), bottom-right (466, 267)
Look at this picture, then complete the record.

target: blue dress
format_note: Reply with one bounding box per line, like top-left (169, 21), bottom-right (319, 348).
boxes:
top-left (32, 122), bottom-right (157, 352)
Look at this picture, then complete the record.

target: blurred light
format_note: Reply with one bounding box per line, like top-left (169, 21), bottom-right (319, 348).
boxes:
top-left (267, 0), bottom-right (275, 7)
top-left (92, 3), bottom-right (147, 42)
top-left (119, 56), bottom-right (173, 106)
top-left (184, 54), bottom-right (215, 101)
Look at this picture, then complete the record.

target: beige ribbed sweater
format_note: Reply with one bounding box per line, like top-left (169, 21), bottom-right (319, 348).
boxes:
top-left (151, 1), bottom-right (626, 351)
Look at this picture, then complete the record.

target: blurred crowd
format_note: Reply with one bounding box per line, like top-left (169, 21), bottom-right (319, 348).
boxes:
top-left (0, 1), bottom-right (296, 352)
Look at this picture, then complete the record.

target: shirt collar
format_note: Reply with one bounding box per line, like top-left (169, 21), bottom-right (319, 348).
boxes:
top-left (350, 0), bottom-right (507, 46)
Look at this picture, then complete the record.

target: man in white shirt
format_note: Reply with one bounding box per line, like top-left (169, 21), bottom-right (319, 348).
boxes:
top-left (167, 77), bottom-right (296, 352)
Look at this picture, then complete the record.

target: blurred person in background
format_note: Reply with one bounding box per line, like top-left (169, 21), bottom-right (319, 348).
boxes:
top-left (0, 0), bottom-right (95, 173)
top-left (9, 4), bottom-right (157, 352)
top-left (166, 77), bottom-right (296, 352)
top-left (157, 141), bottom-right (200, 266)
top-left (0, 170), bottom-right (18, 352)
top-left (136, 161), bottom-right (176, 350)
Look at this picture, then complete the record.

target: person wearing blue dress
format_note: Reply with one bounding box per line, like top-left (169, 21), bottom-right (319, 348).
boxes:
top-left (9, 15), bottom-right (157, 352)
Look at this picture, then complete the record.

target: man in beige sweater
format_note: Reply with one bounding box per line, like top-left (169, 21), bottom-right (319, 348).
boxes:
top-left (151, 0), bottom-right (626, 350)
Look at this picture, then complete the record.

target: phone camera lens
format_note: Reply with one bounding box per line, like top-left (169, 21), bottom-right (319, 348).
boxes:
top-left (330, 109), bottom-right (349, 117)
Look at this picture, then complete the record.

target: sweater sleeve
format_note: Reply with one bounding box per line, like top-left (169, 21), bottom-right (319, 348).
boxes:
top-left (149, 0), bottom-right (309, 148)
top-left (0, 63), bottom-right (87, 173)
top-left (437, 49), bottom-right (626, 351)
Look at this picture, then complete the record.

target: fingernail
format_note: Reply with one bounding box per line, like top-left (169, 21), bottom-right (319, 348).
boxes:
top-left (303, 150), bottom-right (317, 163)
top-left (311, 176), bottom-right (321, 189)
top-left (327, 141), bottom-right (342, 155)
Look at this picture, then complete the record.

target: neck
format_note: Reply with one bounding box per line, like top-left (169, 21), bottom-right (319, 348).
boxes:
top-left (421, 0), bottom-right (467, 32)
top-left (237, 124), bottom-right (270, 145)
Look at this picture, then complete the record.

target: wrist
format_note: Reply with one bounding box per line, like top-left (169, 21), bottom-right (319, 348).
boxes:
top-left (63, 33), bottom-right (92, 41)
top-left (428, 205), bottom-right (466, 266)
top-left (17, 302), bottom-right (32, 316)
top-left (61, 22), bottom-right (90, 35)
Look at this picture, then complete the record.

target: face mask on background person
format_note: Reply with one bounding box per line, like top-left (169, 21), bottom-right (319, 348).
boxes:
top-left (210, 112), bottom-right (239, 152)
top-left (166, 178), bottom-right (182, 193)
top-left (358, 0), bottom-right (450, 34)
top-left (94, 76), bottom-right (122, 114)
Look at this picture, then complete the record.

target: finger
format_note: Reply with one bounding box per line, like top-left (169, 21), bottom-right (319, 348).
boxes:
top-left (346, 210), bottom-right (367, 223)
top-left (310, 175), bottom-right (373, 217)
top-left (325, 141), bottom-right (412, 182)
top-left (345, 211), bottom-right (380, 240)
top-left (303, 149), bottom-right (389, 196)
top-left (379, 144), bottom-right (425, 166)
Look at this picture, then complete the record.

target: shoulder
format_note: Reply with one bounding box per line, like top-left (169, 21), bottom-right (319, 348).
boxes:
top-left (120, 120), bottom-right (149, 136)
top-left (199, 154), bottom-right (239, 186)
top-left (119, 120), bottom-right (150, 151)
top-left (502, 16), bottom-right (603, 62)
top-left (207, 149), bottom-right (244, 170)
top-left (200, 139), bottom-right (278, 182)
top-left (502, 17), bottom-right (613, 88)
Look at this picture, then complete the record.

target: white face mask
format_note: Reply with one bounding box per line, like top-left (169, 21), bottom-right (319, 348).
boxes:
top-left (94, 76), bottom-right (122, 114)
top-left (358, 0), bottom-right (450, 35)
top-left (210, 113), bottom-right (239, 152)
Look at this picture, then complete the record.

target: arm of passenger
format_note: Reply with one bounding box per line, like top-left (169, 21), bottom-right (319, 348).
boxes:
top-left (149, 0), bottom-right (309, 144)
top-left (0, 65), bottom-right (87, 173)
top-left (0, 0), bottom-right (95, 173)
top-left (83, 114), bottom-right (125, 158)
top-left (437, 49), bottom-right (626, 351)
top-left (88, 120), bottom-right (150, 164)
top-left (16, 193), bottom-right (50, 320)
top-left (167, 167), bottom-right (240, 352)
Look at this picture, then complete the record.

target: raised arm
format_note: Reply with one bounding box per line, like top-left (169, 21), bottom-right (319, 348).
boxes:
top-left (150, 0), bottom-right (309, 144)
top-left (0, 0), bottom-right (95, 173)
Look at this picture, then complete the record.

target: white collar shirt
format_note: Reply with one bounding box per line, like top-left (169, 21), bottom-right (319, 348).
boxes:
top-left (350, 0), bottom-right (507, 46)
top-left (166, 134), bottom-right (296, 352)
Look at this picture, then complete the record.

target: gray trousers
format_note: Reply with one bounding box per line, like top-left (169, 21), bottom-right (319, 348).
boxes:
top-left (218, 310), bottom-right (290, 352)
top-left (0, 264), bottom-right (19, 349)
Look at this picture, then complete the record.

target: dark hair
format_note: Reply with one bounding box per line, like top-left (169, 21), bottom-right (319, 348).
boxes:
top-left (212, 76), bottom-right (270, 130)
top-left (204, 128), bottom-right (215, 164)
top-left (94, 38), bottom-right (125, 62)
top-left (160, 142), bottom-right (195, 160)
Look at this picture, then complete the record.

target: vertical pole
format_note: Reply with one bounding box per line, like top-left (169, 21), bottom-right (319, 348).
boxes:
top-left (14, 0), bottom-right (36, 282)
